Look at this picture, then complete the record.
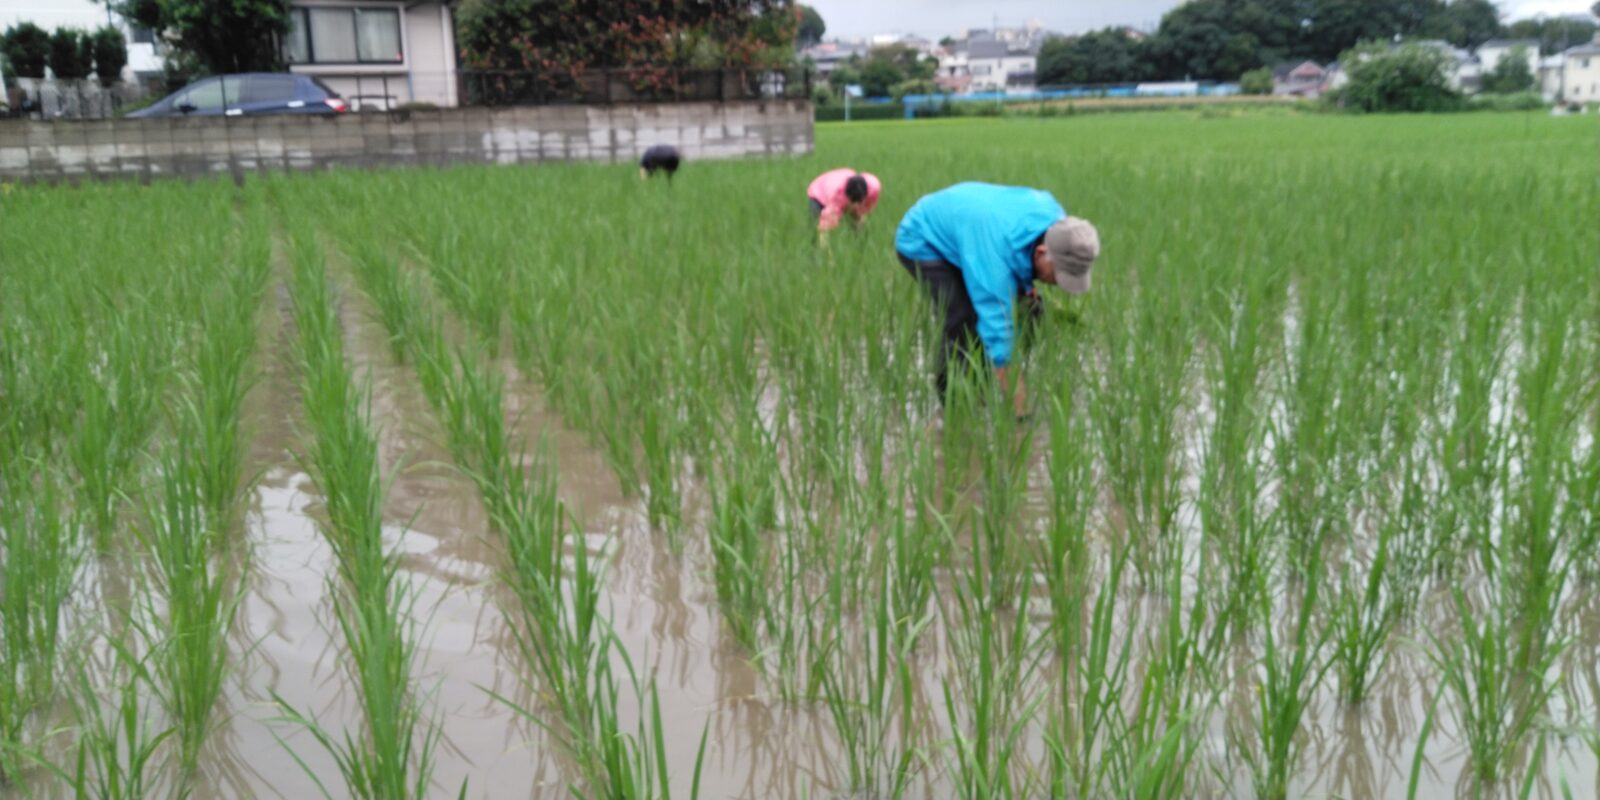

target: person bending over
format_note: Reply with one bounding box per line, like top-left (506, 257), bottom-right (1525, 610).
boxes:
top-left (895, 181), bottom-right (1100, 415)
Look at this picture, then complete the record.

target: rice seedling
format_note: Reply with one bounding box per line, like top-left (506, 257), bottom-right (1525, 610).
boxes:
top-left (60, 643), bottom-right (175, 800)
top-left (1430, 585), bottom-right (1566, 788)
top-left (132, 436), bottom-right (242, 774)
top-left (1239, 541), bottom-right (1333, 800)
top-left (815, 560), bottom-right (930, 800)
top-left (0, 459), bottom-right (77, 785)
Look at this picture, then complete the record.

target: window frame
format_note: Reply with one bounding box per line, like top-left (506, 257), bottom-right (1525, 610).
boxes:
top-left (284, 4), bottom-right (405, 66)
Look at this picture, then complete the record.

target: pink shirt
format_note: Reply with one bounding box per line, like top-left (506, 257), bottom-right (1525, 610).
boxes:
top-left (807, 168), bottom-right (882, 231)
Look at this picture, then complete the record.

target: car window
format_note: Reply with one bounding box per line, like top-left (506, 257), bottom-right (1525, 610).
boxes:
top-left (309, 78), bottom-right (340, 99)
top-left (243, 75), bottom-right (299, 105)
top-left (175, 76), bottom-right (242, 111)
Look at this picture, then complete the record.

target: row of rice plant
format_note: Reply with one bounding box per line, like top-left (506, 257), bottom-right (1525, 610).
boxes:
top-left (274, 216), bottom-right (441, 799)
top-left (266, 181), bottom-right (701, 798)
top-left (1, 181), bottom-right (257, 795)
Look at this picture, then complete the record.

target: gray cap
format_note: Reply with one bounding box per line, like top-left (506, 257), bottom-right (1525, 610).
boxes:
top-left (1044, 217), bottom-right (1099, 294)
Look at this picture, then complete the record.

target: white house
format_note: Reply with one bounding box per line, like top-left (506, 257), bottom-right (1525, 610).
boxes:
top-left (962, 39), bottom-right (1036, 93)
top-left (283, 0), bottom-right (459, 109)
top-left (0, 0), bottom-right (162, 81)
top-left (1562, 34), bottom-right (1600, 106)
top-left (1477, 38), bottom-right (1540, 79)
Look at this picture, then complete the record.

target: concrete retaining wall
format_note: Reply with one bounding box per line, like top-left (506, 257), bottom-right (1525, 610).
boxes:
top-left (0, 101), bottom-right (813, 183)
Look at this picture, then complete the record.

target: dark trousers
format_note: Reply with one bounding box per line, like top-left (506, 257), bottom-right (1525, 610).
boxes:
top-left (899, 251), bottom-right (1043, 399)
top-left (899, 251), bottom-right (981, 398)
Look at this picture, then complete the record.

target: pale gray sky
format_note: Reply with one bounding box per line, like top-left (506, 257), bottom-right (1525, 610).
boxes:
top-left (807, 0), bottom-right (1598, 40)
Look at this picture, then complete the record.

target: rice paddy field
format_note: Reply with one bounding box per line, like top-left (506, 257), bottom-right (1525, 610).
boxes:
top-left (1, 109), bottom-right (1597, 799)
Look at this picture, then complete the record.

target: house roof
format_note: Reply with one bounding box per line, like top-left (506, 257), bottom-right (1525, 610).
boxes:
top-left (1566, 42), bottom-right (1600, 56)
top-left (1272, 60), bottom-right (1324, 80)
top-left (966, 40), bottom-right (1013, 60)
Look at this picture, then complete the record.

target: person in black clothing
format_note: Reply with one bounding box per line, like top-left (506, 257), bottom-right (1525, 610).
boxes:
top-left (639, 144), bottom-right (681, 180)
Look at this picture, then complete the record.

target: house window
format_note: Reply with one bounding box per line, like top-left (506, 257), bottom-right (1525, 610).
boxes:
top-left (1584, 58), bottom-right (1591, 68)
top-left (131, 26), bottom-right (155, 45)
top-left (284, 6), bottom-right (402, 64)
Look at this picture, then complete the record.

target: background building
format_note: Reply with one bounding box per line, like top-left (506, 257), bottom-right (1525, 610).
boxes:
top-left (1562, 33), bottom-right (1600, 104)
top-left (282, 1), bottom-right (459, 109)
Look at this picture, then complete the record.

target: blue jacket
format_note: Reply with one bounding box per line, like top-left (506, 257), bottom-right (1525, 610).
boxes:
top-left (895, 182), bottom-right (1065, 367)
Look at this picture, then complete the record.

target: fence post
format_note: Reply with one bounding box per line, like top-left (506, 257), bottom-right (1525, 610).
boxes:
top-left (718, 68), bottom-right (726, 103)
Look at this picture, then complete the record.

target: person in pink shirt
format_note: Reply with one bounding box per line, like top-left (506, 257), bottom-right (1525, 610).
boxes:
top-left (808, 168), bottom-right (881, 244)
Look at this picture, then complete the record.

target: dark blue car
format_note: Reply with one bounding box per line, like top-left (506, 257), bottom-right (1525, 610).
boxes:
top-left (128, 73), bottom-right (348, 118)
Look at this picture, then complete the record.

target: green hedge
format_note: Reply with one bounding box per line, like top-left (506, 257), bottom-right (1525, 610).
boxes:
top-left (814, 103), bottom-right (905, 122)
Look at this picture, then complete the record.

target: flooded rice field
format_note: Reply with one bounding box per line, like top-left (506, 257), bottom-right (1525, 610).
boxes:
top-left (3, 113), bottom-right (1598, 799)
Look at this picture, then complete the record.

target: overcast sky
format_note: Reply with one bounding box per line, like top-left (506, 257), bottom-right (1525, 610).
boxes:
top-left (807, 0), bottom-right (1598, 40)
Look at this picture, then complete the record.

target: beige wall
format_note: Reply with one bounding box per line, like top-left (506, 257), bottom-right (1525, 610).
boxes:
top-left (0, 101), bottom-right (813, 182)
top-left (1565, 52), bottom-right (1600, 104)
top-left (288, 1), bottom-right (458, 109)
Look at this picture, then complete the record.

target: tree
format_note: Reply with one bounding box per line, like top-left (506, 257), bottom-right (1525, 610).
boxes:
top-left (91, 26), bottom-right (128, 85)
top-left (113, 0), bottom-right (290, 74)
top-left (1241, 66), bottom-right (1275, 93)
top-left (1037, 30), bottom-right (1150, 85)
top-left (827, 65), bottom-right (860, 91)
top-left (457, 0), bottom-right (796, 82)
top-left (891, 78), bottom-right (938, 99)
top-left (1593, 1), bottom-right (1599, 18)
top-left (1334, 40), bottom-right (1461, 111)
top-left (1506, 16), bottom-right (1597, 55)
top-left (1299, 0), bottom-right (1448, 63)
top-left (797, 4), bottom-right (825, 48)
top-left (1481, 44), bottom-right (1534, 93)
top-left (1132, 0), bottom-right (1511, 81)
top-left (48, 29), bottom-right (93, 80)
top-left (0, 22), bottom-right (51, 78)
top-left (869, 43), bottom-right (935, 80)
top-left (1426, 0), bottom-right (1503, 47)
top-left (858, 58), bottom-right (902, 97)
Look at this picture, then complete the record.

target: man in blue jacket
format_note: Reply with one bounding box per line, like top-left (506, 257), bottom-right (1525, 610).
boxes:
top-left (895, 182), bottom-right (1100, 414)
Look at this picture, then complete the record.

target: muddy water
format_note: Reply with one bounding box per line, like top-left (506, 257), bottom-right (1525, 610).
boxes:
top-left (23, 270), bottom-right (1590, 799)
top-left (192, 275), bottom-right (861, 799)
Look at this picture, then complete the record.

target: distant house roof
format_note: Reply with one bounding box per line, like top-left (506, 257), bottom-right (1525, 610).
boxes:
top-left (1566, 42), bottom-right (1600, 56)
top-left (1478, 39), bottom-right (1539, 50)
top-left (1272, 60), bottom-right (1325, 83)
top-left (1411, 40), bottom-right (1475, 64)
top-left (967, 40), bottom-right (1012, 60)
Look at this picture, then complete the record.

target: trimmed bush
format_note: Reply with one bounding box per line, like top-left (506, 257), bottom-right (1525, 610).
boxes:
top-left (48, 29), bottom-right (93, 81)
top-left (91, 26), bottom-right (128, 85)
top-left (1, 22), bottom-right (51, 79)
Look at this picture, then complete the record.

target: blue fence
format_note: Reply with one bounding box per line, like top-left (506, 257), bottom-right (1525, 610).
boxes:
top-left (891, 82), bottom-right (1242, 119)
